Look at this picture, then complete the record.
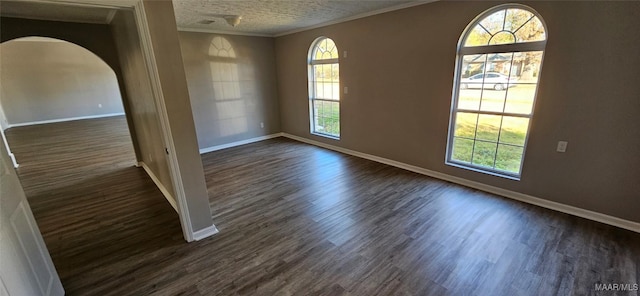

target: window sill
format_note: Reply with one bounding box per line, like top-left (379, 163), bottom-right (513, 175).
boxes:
top-left (445, 161), bottom-right (521, 181)
top-left (311, 132), bottom-right (340, 141)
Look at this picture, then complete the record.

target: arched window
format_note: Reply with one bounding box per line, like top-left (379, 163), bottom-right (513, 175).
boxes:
top-left (447, 5), bottom-right (547, 179)
top-left (308, 37), bottom-right (340, 139)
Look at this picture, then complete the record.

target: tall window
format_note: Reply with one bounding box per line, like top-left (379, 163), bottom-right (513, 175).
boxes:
top-left (308, 37), bottom-right (340, 139)
top-left (447, 5), bottom-right (547, 179)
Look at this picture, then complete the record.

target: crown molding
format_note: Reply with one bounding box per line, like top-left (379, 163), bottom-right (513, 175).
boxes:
top-left (177, 26), bottom-right (273, 38)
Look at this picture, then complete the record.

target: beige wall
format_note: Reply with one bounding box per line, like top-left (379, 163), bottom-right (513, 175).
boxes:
top-left (0, 39), bottom-right (124, 125)
top-left (275, 1), bottom-right (640, 222)
top-left (141, 0), bottom-right (214, 233)
top-left (179, 32), bottom-right (280, 150)
top-left (111, 11), bottom-right (175, 197)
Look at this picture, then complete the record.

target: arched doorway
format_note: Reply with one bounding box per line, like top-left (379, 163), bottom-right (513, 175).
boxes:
top-left (0, 36), bottom-right (137, 171)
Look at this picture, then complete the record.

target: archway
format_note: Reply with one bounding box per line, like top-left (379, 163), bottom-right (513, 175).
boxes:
top-left (0, 36), bottom-right (136, 167)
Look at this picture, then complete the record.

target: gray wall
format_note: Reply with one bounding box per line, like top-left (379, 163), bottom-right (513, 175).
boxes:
top-left (179, 31), bottom-right (280, 150)
top-left (111, 10), bottom-right (174, 197)
top-left (0, 38), bottom-right (124, 125)
top-left (275, 1), bottom-right (640, 223)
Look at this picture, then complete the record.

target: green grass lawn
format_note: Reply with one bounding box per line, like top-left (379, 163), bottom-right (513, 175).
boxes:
top-left (452, 85), bottom-right (535, 174)
top-left (313, 100), bottom-right (340, 136)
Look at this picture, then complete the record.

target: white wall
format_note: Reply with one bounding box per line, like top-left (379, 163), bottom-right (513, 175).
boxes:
top-left (0, 37), bottom-right (124, 126)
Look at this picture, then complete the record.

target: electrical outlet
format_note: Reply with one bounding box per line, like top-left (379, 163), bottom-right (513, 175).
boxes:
top-left (98, 103), bottom-right (102, 108)
top-left (344, 86), bottom-right (348, 94)
top-left (556, 141), bottom-right (568, 153)
top-left (260, 122), bottom-right (264, 128)
top-left (343, 50), bottom-right (348, 58)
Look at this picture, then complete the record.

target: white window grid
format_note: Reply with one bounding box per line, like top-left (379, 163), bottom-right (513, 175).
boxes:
top-left (446, 4), bottom-right (547, 179)
top-left (308, 37), bottom-right (340, 139)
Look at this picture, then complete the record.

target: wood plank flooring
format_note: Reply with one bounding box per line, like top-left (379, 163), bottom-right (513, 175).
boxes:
top-left (6, 116), bottom-right (640, 296)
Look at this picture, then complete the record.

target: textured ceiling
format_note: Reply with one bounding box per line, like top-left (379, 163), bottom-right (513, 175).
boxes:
top-left (0, 1), bottom-right (115, 24)
top-left (0, 0), bottom-right (424, 36)
top-left (173, 0), bottom-right (419, 36)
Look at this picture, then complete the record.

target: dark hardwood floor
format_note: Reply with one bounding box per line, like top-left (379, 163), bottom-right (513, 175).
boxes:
top-left (6, 116), bottom-right (640, 295)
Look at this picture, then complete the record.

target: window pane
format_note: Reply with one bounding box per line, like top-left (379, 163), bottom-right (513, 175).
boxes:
top-left (480, 87), bottom-right (506, 112)
top-left (476, 114), bottom-right (501, 142)
top-left (504, 9), bottom-right (534, 32)
top-left (314, 82), bottom-right (327, 99)
top-left (458, 88), bottom-right (481, 110)
top-left (452, 137), bottom-right (474, 163)
top-left (313, 63), bottom-right (339, 100)
top-left (312, 100), bottom-right (321, 132)
top-left (472, 141), bottom-right (497, 168)
top-left (509, 51), bottom-right (543, 84)
top-left (314, 64), bottom-right (323, 79)
top-left (504, 84), bottom-right (536, 114)
top-left (499, 117), bottom-right (529, 146)
top-left (460, 54), bottom-right (486, 78)
top-left (479, 9), bottom-right (506, 35)
top-left (454, 112), bottom-right (478, 138)
top-left (459, 54), bottom-right (487, 109)
top-left (313, 100), bottom-right (339, 136)
top-left (485, 52), bottom-right (512, 77)
top-left (504, 51), bottom-right (542, 114)
top-left (514, 16), bottom-right (546, 43)
top-left (330, 82), bottom-right (340, 100)
top-left (495, 144), bottom-right (524, 173)
top-left (331, 64), bottom-right (339, 81)
top-left (464, 25), bottom-right (491, 47)
top-left (324, 81), bottom-right (332, 100)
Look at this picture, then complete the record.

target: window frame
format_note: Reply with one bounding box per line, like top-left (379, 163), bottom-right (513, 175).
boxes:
top-left (446, 4), bottom-right (548, 180)
top-left (308, 36), bottom-right (340, 140)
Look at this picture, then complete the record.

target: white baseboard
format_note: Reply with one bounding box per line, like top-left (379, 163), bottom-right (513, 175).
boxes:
top-left (139, 161), bottom-right (178, 213)
top-left (8, 113), bottom-right (125, 128)
top-left (199, 133), bottom-right (283, 154)
top-left (8, 153), bottom-right (18, 168)
top-left (281, 133), bottom-right (640, 233)
top-left (192, 224), bottom-right (220, 241)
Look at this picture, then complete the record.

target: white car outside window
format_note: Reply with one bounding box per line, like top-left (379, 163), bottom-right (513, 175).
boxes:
top-left (460, 72), bottom-right (517, 90)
